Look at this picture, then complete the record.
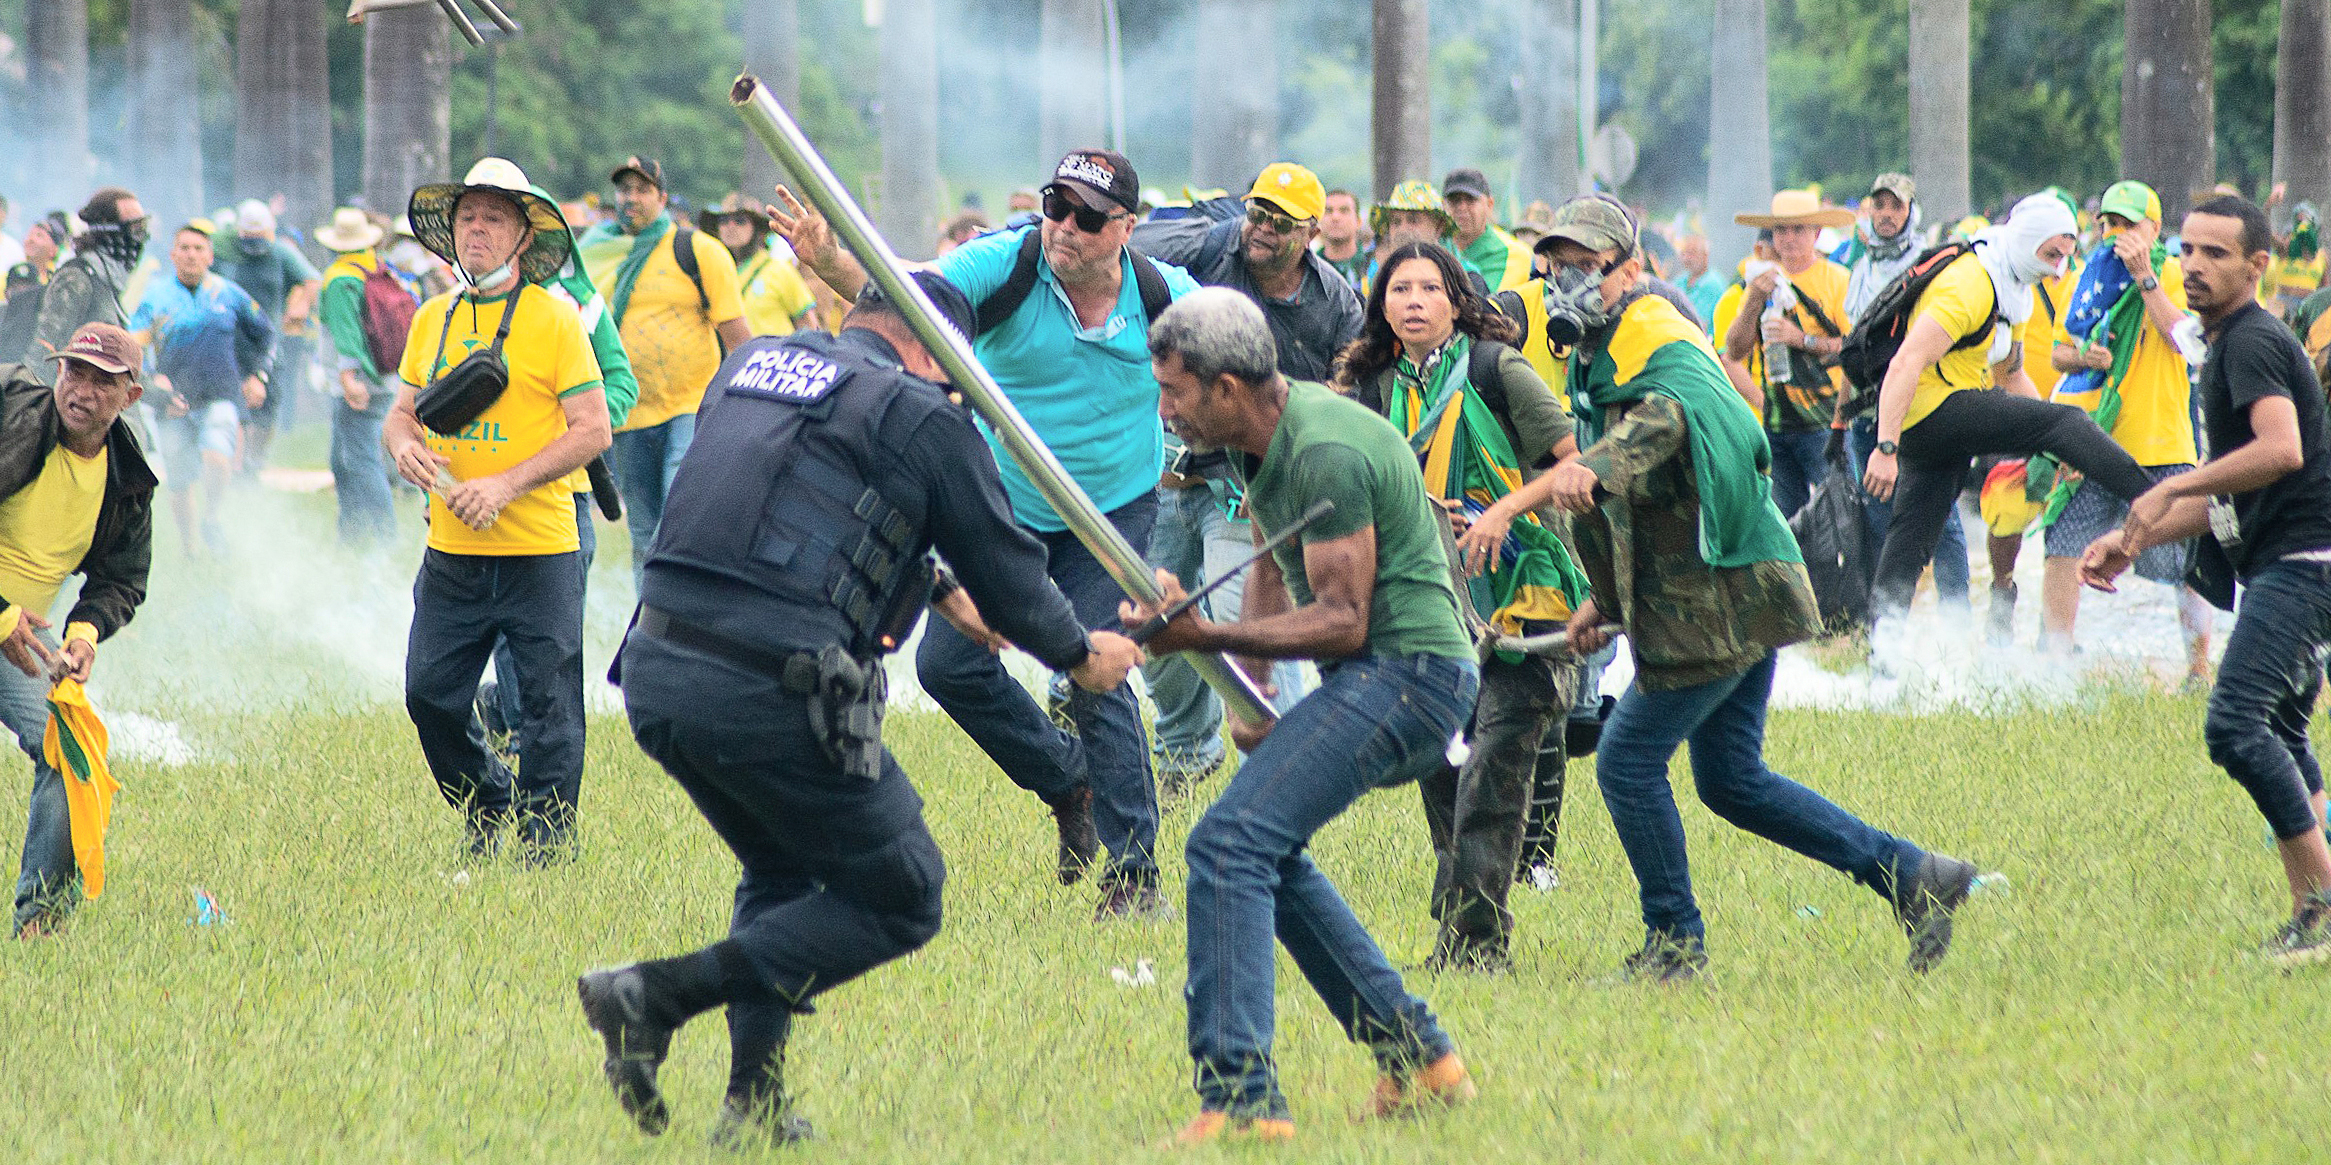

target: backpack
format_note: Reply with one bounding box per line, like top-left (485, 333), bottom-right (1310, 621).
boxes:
top-left (358, 259), bottom-right (420, 375)
top-left (670, 223), bottom-right (709, 311)
top-left (974, 229), bottom-right (1172, 337)
top-left (1788, 462), bottom-right (1871, 634)
top-left (1835, 241), bottom-right (1997, 419)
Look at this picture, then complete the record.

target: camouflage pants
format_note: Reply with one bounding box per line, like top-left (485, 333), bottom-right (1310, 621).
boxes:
top-left (1419, 651), bottom-right (1578, 960)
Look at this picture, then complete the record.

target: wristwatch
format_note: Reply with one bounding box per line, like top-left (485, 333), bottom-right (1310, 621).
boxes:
top-left (1876, 440), bottom-right (1899, 456)
top-left (2137, 272), bottom-right (2160, 293)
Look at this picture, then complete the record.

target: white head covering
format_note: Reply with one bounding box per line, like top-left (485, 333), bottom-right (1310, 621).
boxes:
top-left (235, 198), bottom-right (276, 237)
top-left (1972, 192), bottom-right (2078, 327)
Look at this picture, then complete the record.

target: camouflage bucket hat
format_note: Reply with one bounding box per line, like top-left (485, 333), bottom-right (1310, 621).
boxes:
top-left (1370, 179), bottom-right (1454, 240)
top-left (406, 156), bottom-right (575, 285)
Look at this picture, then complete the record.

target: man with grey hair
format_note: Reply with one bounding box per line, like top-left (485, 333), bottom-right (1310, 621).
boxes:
top-left (1128, 286), bottom-right (1482, 1144)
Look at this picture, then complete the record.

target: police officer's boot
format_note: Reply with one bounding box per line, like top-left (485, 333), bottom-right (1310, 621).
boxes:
top-left (577, 947), bottom-right (736, 1135)
top-left (1047, 786), bottom-right (1099, 885)
top-left (710, 1004), bottom-right (813, 1150)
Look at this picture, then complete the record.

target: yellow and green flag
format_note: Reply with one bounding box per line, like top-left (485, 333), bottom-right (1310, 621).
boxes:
top-left (43, 679), bottom-right (118, 899)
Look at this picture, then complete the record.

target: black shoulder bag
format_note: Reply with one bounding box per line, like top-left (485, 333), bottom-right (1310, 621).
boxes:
top-left (413, 287), bottom-right (522, 436)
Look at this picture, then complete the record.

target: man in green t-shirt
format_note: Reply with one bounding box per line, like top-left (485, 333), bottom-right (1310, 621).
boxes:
top-left (1126, 288), bottom-right (1479, 1145)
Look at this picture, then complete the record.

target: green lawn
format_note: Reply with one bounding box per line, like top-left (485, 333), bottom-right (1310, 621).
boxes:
top-left (0, 469), bottom-right (2319, 1162)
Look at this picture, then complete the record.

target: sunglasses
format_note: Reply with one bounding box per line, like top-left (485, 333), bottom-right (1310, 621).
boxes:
top-left (1244, 203), bottom-right (1305, 235)
top-left (1042, 189), bottom-right (1126, 233)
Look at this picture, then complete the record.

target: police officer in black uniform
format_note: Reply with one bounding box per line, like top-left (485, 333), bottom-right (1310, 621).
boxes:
top-left (575, 271), bottom-right (1145, 1148)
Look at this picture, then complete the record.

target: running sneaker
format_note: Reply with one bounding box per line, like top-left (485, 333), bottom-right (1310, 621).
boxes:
top-left (2265, 894), bottom-right (2331, 968)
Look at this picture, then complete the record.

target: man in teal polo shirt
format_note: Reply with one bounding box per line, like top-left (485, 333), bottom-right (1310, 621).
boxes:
top-left (774, 148), bottom-right (1196, 919)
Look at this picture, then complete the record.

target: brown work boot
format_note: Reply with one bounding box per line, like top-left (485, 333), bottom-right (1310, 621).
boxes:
top-left (1046, 786), bottom-right (1099, 885)
top-left (1365, 1052), bottom-right (1477, 1119)
top-left (1168, 1111), bottom-right (1296, 1147)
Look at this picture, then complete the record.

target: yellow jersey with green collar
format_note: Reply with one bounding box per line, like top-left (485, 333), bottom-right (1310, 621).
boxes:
top-left (399, 284), bottom-right (603, 556)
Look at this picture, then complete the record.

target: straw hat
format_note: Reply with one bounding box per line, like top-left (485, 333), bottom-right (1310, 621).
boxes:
top-left (405, 157), bottom-right (574, 284)
top-left (315, 206), bottom-right (385, 252)
top-left (1733, 189), bottom-right (1855, 230)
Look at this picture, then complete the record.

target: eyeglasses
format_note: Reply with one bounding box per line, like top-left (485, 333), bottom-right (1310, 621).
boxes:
top-left (1244, 204), bottom-right (1305, 235)
top-left (1042, 189), bottom-right (1126, 233)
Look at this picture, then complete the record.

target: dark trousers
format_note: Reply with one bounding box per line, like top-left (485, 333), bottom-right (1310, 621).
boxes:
top-left (1766, 428), bottom-right (1831, 521)
top-left (2205, 560), bottom-right (2331, 839)
top-left (915, 495), bottom-right (1160, 885)
top-left (1874, 390), bottom-right (2151, 618)
top-left (1419, 649), bottom-right (1576, 954)
top-left (490, 494), bottom-right (597, 731)
top-left (622, 633), bottom-right (944, 1102)
top-left (405, 547), bottom-right (587, 840)
top-left (1596, 652), bottom-right (1921, 940)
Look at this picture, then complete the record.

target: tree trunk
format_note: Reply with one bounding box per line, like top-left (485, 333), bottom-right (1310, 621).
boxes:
top-left (2275, 0), bottom-right (2331, 225)
top-left (2123, 0), bottom-right (2215, 223)
top-left (1705, 0), bottom-right (1771, 273)
top-left (1038, 0), bottom-right (1109, 167)
top-left (24, 0), bottom-right (91, 214)
top-left (1371, 0), bottom-right (1430, 202)
top-left (235, 0), bottom-right (335, 245)
top-left (127, 0), bottom-right (207, 232)
top-left (1515, 0), bottom-right (1580, 207)
top-left (1907, 0), bottom-right (1971, 224)
top-left (880, 0), bottom-right (941, 259)
top-left (741, 0), bottom-right (801, 200)
top-left (1191, 0), bottom-right (1279, 191)
top-left (362, 6), bottom-right (453, 221)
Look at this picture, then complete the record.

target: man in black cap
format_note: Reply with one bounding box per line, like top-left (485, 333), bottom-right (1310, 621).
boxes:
top-left (1443, 167), bottom-right (1531, 292)
top-left (578, 269), bottom-right (1144, 1147)
top-left (775, 149), bottom-right (1199, 919)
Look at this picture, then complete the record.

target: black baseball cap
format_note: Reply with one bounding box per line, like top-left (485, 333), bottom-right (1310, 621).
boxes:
top-left (1045, 149), bottom-right (1142, 215)
top-left (611, 155), bottom-right (666, 191)
top-left (1441, 168), bottom-right (1493, 200)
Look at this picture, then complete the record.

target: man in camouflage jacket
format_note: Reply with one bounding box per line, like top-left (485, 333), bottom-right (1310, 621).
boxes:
top-left (1462, 194), bottom-right (1978, 981)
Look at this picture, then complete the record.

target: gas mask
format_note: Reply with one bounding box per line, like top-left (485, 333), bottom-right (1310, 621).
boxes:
top-left (1541, 258), bottom-right (1622, 348)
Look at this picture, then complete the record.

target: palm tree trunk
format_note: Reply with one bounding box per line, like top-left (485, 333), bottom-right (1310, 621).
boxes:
top-left (741, 0), bottom-right (801, 200)
top-left (1706, 0), bottom-right (1771, 272)
top-left (2123, 0), bottom-right (2215, 222)
top-left (2276, 0), bottom-right (2331, 222)
top-left (362, 6), bottom-right (453, 220)
top-left (880, 0), bottom-right (941, 259)
top-left (25, 0), bottom-right (91, 213)
top-left (235, 0), bottom-right (335, 242)
top-left (1191, 0), bottom-right (1279, 192)
top-left (1515, 0), bottom-right (1580, 207)
top-left (1371, 0), bottom-right (1430, 202)
top-left (1039, 0), bottom-right (1109, 167)
top-left (127, 0), bottom-right (207, 232)
top-left (1908, 0), bottom-right (1971, 224)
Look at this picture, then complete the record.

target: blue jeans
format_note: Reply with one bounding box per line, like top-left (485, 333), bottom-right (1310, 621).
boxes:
top-left (2204, 560), bottom-right (2331, 839)
top-left (1595, 651), bottom-right (1920, 941)
top-left (330, 384), bottom-right (397, 546)
top-left (612, 413), bottom-right (697, 578)
top-left (1143, 485), bottom-right (1308, 771)
top-left (917, 495), bottom-right (1161, 884)
top-left (1848, 416), bottom-right (1970, 604)
top-left (1766, 428), bottom-right (1829, 521)
top-left (8, 627), bottom-right (71, 933)
top-left (1185, 653), bottom-right (1477, 1119)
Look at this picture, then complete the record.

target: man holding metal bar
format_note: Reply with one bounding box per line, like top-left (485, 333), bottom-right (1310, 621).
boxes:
top-left (580, 271), bottom-right (1144, 1147)
top-left (1126, 288), bottom-right (1482, 1144)
top-left (774, 149), bottom-right (1196, 919)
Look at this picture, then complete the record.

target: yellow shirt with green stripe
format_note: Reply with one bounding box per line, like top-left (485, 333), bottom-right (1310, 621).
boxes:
top-left (737, 247), bottom-right (818, 337)
top-left (399, 285), bottom-right (603, 556)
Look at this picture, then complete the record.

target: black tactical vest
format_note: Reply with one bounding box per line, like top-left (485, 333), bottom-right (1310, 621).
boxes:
top-left (642, 329), bottom-right (948, 659)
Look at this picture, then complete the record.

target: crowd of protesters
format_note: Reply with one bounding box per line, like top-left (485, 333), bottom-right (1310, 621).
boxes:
top-left (12, 127), bottom-right (2331, 1151)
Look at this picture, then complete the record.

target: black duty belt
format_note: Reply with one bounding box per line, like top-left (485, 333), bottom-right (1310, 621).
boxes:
top-left (638, 607), bottom-right (828, 694)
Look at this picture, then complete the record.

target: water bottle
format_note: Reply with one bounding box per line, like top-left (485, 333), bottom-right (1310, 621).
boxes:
top-left (1762, 274), bottom-right (1795, 381)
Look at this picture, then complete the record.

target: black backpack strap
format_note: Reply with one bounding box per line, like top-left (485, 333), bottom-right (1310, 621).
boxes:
top-left (1794, 287), bottom-right (1843, 338)
top-left (974, 230), bottom-right (1046, 337)
top-left (1491, 288), bottom-right (1526, 328)
top-left (671, 224), bottom-right (709, 311)
top-left (1127, 246), bottom-right (1172, 322)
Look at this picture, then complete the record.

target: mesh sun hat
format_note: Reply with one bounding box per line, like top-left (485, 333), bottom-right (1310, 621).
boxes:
top-left (406, 157), bottom-right (574, 285)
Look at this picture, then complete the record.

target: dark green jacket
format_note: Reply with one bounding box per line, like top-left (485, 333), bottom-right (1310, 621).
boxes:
top-left (1573, 393), bottom-right (1820, 690)
top-left (0, 365), bottom-right (156, 639)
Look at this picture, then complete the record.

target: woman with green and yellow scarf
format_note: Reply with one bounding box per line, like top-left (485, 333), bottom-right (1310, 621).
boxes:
top-left (1336, 240), bottom-right (1587, 971)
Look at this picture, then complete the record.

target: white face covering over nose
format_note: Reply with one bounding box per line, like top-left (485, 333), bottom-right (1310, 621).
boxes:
top-left (1973, 193), bottom-right (2078, 327)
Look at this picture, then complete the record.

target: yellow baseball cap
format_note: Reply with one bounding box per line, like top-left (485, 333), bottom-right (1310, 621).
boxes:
top-left (1245, 162), bottom-right (1326, 222)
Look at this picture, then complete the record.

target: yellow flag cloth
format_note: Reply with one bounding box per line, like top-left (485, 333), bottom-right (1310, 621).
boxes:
top-left (43, 678), bottom-right (117, 898)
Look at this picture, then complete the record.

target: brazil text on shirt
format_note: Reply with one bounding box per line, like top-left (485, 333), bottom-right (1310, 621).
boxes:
top-left (934, 224), bottom-right (1200, 531)
top-left (128, 274), bottom-right (273, 406)
top-left (725, 345), bottom-right (846, 403)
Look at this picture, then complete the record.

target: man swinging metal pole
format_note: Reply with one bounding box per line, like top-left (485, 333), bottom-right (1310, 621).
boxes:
top-left (728, 73), bottom-right (1275, 727)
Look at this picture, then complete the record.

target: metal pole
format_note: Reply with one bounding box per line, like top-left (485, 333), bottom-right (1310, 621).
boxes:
top-left (1101, 0), bottom-right (1126, 153)
top-left (728, 74), bottom-right (1278, 727)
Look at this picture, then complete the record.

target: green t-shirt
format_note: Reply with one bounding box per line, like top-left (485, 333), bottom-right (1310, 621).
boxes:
top-left (1230, 380), bottom-right (1473, 662)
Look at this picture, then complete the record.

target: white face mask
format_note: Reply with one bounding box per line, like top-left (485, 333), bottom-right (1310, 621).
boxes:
top-left (461, 259), bottom-right (517, 289)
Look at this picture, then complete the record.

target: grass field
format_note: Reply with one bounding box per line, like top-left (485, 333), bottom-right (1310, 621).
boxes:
top-left (1, 433), bottom-right (2323, 1163)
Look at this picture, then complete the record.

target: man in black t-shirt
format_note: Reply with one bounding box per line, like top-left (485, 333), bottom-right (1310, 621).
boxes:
top-left (2081, 194), bottom-right (2331, 966)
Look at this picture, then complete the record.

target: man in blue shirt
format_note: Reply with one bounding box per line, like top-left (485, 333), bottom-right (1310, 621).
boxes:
top-left (776, 149), bottom-right (1195, 918)
top-left (128, 225), bottom-right (274, 557)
